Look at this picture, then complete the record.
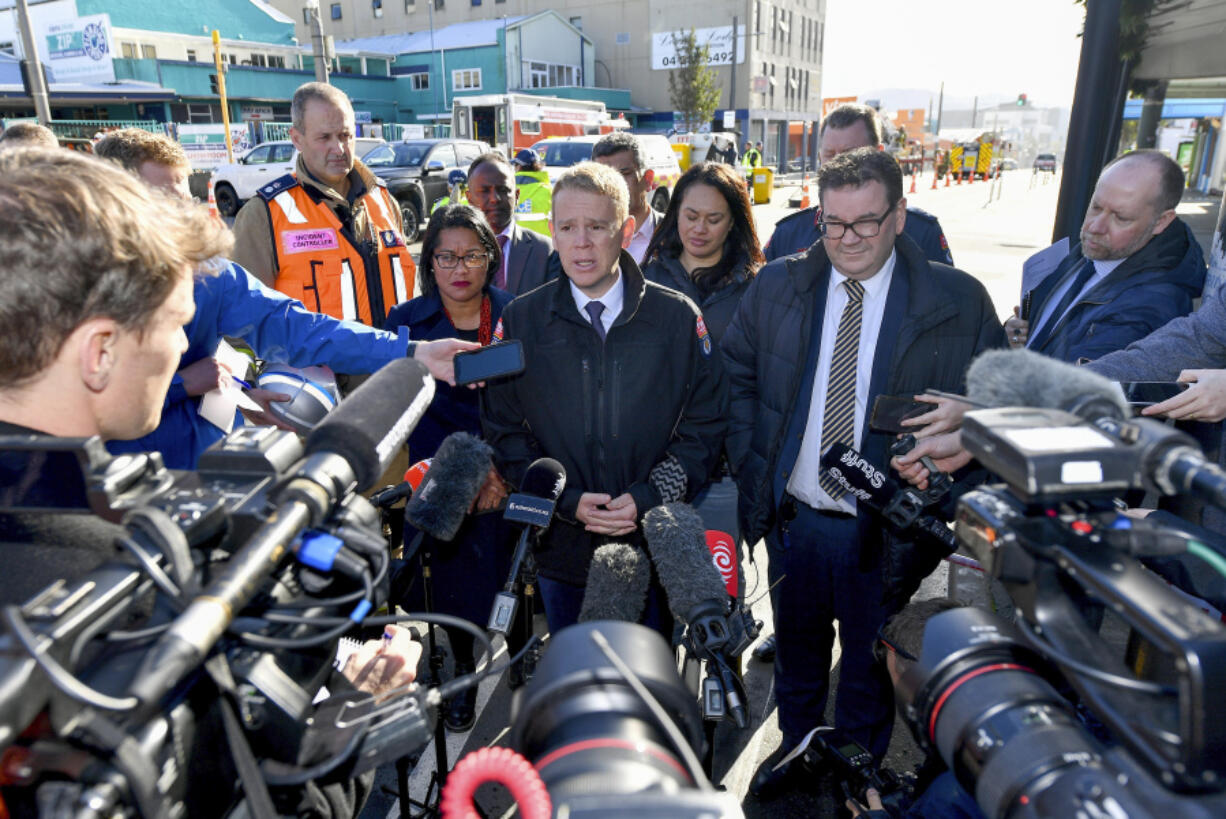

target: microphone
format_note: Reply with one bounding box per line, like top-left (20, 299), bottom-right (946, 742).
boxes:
top-left (304, 358), bottom-right (436, 493)
top-left (966, 348), bottom-right (1130, 421)
top-left (129, 357), bottom-right (434, 708)
top-left (489, 458), bottom-right (566, 634)
top-left (403, 433), bottom-right (493, 542)
top-left (371, 458), bottom-right (432, 508)
top-left (643, 503), bottom-right (759, 728)
top-left (577, 543), bottom-right (650, 623)
top-left (818, 443), bottom-right (957, 553)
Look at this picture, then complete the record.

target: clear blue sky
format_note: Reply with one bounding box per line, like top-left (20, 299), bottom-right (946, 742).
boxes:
top-left (821, 0), bottom-right (1087, 109)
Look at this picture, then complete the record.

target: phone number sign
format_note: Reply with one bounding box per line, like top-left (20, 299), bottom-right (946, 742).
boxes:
top-left (651, 25), bottom-right (744, 71)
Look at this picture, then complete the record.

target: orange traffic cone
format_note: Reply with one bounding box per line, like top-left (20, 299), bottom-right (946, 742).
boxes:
top-left (931, 167), bottom-right (939, 190)
top-left (206, 177), bottom-right (220, 221)
top-left (968, 167), bottom-right (975, 185)
top-left (908, 170), bottom-right (917, 194)
top-left (800, 173), bottom-right (810, 209)
top-left (956, 171), bottom-right (962, 185)
top-left (945, 172), bottom-right (951, 187)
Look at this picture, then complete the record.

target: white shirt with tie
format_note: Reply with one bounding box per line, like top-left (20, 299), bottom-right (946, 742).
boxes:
top-left (787, 251), bottom-right (896, 514)
top-left (569, 274), bottom-right (624, 336)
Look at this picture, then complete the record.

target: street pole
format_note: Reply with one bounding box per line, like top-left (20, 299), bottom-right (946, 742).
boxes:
top-left (212, 31), bottom-right (234, 163)
top-left (935, 81), bottom-right (944, 138)
top-left (729, 15), bottom-right (737, 129)
top-left (971, 95), bottom-right (978, 129)
top-left (429, 0), bottom-right (441, 133)
top-left (305, 0), bottom-right (329, 83)
top-left (14, 0), bottom-right (52, 125)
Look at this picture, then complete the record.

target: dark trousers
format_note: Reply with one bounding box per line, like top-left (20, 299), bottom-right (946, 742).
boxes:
top-left (767, 500), bottom-right (894, 757)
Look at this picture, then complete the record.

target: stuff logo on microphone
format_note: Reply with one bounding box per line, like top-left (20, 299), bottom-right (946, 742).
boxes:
top-left (823, 447), bottom-right (886, 503)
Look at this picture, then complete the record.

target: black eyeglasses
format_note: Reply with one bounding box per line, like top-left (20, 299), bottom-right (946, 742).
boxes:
top-left (433, 251), bottom-right (490, 270)
top-left (818, 202), bottom-right (898, 240)
top-left (873, 621), bottom-right (917, 666)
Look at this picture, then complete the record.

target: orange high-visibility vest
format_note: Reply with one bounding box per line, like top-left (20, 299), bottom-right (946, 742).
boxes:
top-left (261, 174), bottom-right (415, 325)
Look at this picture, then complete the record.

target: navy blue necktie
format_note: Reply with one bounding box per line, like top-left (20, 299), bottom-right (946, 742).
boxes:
top-left (1029, 258), bottom-right (1095, 351)
top-left (585, 301), bottom-right (607, 341)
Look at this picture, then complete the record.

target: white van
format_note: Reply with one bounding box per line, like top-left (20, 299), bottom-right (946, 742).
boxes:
top-left (530, 134), bottom-right (683, 212)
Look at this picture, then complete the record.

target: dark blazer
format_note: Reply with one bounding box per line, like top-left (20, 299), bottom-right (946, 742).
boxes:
top-left (506, 223), bottom-right (555, 295)
top-left (720, 234), bottom-right (1006, 549)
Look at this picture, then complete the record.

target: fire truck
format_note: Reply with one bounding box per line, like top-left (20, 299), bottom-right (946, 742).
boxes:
top-left (450, 93), bottom-right (629, 156)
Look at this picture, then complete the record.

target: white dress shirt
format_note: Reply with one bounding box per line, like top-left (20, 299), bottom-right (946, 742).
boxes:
top-left (627, 208), bottom-right (658, 265)
top-left (569, 272), bottom-right (624, 336)
top-left (787, 251), bottom-right (897, 513)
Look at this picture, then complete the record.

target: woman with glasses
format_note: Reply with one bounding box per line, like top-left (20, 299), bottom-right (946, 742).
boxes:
top-left (640, 161), bottom-right (765, 585)
top-left (384, 204), bottom-right (519, 732)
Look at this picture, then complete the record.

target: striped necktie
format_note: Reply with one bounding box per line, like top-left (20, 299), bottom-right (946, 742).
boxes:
top-left (496, 234), bottom-right (510, 290)
top-left (818, 279), bottom-right (866, 500)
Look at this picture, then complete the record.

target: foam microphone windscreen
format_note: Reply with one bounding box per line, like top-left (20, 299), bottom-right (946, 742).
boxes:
top-left (578, 543), bottom-right (650, 623)
top-left (966, 348), bottom-right (1130, 421)
top-left (305, 358), bottom-right (434, 492)
top-left (520, 457), bottom-right (567, 502)
top-left (403, 432), bottom-right (493, 541)
top-left (642, 502), bottom-right (728, 623)
top-left (818, 443), bottom-right (901, 512)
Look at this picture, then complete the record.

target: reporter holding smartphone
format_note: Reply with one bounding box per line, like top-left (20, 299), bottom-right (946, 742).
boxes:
top-left (384, 205), bottom-right (520, 732)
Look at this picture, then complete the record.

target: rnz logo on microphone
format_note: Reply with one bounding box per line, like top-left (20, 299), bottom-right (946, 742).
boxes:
top-left (826, 448), bottom-right (886, 503)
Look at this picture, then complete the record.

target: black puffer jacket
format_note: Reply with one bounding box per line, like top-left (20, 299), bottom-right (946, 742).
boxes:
top-left (482, 251), bottom-right (728, 584)
top-left (720, 235), bottom-right (1007, 605)
top-left (641, 251), bottom-right (755, 344)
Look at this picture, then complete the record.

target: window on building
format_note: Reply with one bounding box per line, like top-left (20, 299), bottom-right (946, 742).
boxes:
top-left (434, 0), bottom-right (444, 9)
top-left (569, 15), bottom-right (582, 29)
top-left (409, 72), bottom-right (429, 90)
top-left (227, 53), bottom-right (237, 65)
top-left (250, 53), bottom-right (267, 67)
top-left (525, 60), bottom-right (576, 89)
top-left (472, 0), bottom-right (481, 5)
top-left (186, 49), bottom-right (197, 62)
top-left (331, 3), bottom-right (342, 19)
top-left (303, 8), bottom-right (311, 24)
top-left (186, 103), bottom-right (216, 123)
top-left (141, 44), bottom-right (157, 59)
top-left (452, 68), bottom-right (481, 90)
top-left (268, 55), bottom-right (286, 69)
top-left (121, 42), bottom-right (137, 59)
top-left (405, 0), bottom-right (415, 8)
top-left (373, 0), bottom-right (383, 17)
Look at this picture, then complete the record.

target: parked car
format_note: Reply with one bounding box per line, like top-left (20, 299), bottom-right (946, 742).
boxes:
top-left (363, 138), bottom-right (489, 242)
top-left (209, 137), bottom-right (386, 218)
top-left (531, 134), bottom-right (682, 212)
top-left (1034, 153), bottom-right (1058, 173)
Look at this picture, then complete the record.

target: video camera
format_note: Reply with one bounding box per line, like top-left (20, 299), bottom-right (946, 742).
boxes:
top-left (894, 406), bottom-right (1226, 818)
top-left (781, 725), bottom-right (914, 816)
top-left (0, 358), bottom-right (456, 818)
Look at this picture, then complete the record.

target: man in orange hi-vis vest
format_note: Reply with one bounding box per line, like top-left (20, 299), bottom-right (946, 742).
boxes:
top-left (233, 82), bottom-right (415, 327)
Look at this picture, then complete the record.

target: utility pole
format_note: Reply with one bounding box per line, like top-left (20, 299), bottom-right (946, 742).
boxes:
top-left (211, 31), bottom-right (234, 163)
top-left (304, 0), bottom-right (329, 82)
top-left (428, 0), bottom-right (441, 129)
top-left (935, 81), bottom-right (944, 138)
top-left (729, 15), bottom-right (737, 127)
top-left (14, 0), bottom-right (52, 125)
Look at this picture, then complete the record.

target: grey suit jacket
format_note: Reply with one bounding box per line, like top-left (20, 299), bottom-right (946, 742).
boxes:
top-left (506, 224), bottom-right (555, 296)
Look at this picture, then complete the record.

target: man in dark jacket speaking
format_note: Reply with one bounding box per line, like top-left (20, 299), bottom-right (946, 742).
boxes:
top-left (721, 147), bottom-right (1005, 797)
top-left (483, 161), bottom-right (727, 634)
top-left (1006, 149), bottom-right (1205, 362)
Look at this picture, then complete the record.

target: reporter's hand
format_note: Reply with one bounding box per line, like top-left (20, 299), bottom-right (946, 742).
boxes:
top-left (1005, 306), bottom-right (1028, 349)
top-left (845, 787), bottom-right (884, 817)
top-left (238, 387), bottom-right (295, 430)
top-left (342, 624), bottom-right (422, 702)
top-left (891, 431), bottom-right (972, 490)
top-left (474, 466), bottom-right (508, 512)
top-left (1142, 369), bottom-right (1226, 422)
top-left (576, 492), bottom-right (637, 536)
top-left (412, 338), bottom-right (482, 387)
top-left (179, 356), bottom-right (231, 397)
top-left (900, 393), bottom-right (972, 438)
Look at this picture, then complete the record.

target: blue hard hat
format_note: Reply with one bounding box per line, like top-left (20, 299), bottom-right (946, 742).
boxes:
top-left (512, 148), bottom-right (540, 168)
top-left (448, 169), bottom-right (468, 186)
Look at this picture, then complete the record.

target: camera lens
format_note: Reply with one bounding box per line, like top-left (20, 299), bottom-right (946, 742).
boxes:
top-left (510, 621), bottom-right (704, 799)
top-left (899, 607), bottom-right (1105, 817)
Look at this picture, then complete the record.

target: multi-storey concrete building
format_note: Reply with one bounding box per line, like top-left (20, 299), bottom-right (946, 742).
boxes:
top-left (274, 0), bottom-right (827, 165)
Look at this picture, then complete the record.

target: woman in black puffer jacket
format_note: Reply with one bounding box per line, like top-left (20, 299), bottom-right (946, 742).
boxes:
top-left (641, 161), bottom-right (765, 566)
